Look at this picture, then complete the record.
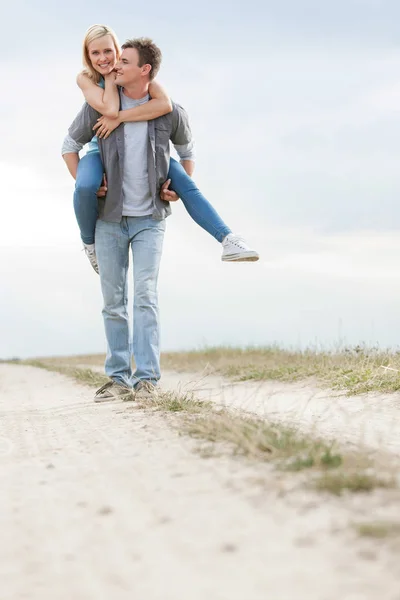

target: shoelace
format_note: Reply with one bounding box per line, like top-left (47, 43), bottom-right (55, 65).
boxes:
top-left (230, 237), bottom-right (247, 248)
top-left (136, 381), bottom-right (154, 392)
top-left (95, 381), bottom-right (113, 395)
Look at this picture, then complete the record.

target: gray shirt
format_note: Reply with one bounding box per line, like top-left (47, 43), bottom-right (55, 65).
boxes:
top-left (64, 90), bottom-right (194, 222)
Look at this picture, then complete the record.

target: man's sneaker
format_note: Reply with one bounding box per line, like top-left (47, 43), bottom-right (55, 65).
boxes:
top-left (221, 234), bottom-right (259, 262)
top-left (134, 380), bottom-right (158, 400)
top-left (83, 243), bottom-right (99, 274)
top-left (94, 380), bottom-right (134, 403)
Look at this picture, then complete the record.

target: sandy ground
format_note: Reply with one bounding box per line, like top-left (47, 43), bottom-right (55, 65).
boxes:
top-left (2, 363), bottom-right (400, 600)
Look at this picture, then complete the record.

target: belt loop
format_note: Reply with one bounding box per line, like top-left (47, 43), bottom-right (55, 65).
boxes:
top-left (120, 216), bottom-right (128, 235)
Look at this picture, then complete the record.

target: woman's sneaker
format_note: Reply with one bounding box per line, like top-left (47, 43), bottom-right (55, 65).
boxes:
top-left (221, 234), bottom-right (259, 262)
top-left (83, 243), bottom-right (99, 274)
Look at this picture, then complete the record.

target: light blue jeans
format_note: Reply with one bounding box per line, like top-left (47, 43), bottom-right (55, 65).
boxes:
top-left (95, 216), bottom-right (166, 388)
top-left (73, 152), bottom-right (231, 245)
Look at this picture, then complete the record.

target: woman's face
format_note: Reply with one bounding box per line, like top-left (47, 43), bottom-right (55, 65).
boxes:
top-left (87, 35), bottom-right (118, 75)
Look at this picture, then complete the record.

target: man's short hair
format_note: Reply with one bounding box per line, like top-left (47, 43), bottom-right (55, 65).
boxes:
top-left (122, 37), bottom-right (162, 80)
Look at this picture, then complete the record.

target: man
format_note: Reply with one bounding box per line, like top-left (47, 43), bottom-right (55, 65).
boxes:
top-left (62, 38), bottom-right (195, 402)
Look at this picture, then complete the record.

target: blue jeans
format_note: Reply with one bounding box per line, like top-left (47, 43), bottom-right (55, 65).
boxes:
top-left (73, 153), bottom-right (231, 245)
top-left (73, 151), bottom-right (104, 245)
top-left (168, 158), bottom-right (231, 242)
top-left (95, 216), bottom-right (166, 388)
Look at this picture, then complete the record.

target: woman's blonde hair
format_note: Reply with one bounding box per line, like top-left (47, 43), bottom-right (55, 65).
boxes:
top-left (82, 24), bottom-right (121, 83)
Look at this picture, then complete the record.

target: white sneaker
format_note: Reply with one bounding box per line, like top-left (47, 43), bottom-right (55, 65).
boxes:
top-left (221, 234), bottom-right (259, 262)
top-left (83, 243), bottom-right (99, 274)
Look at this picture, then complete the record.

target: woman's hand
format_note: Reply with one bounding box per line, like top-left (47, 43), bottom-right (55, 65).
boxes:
top-left (93, 115), bottom-right (121, 139)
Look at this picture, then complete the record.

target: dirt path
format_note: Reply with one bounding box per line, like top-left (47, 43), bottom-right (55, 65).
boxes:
top-left (1, 363), bottom-right (400, 600)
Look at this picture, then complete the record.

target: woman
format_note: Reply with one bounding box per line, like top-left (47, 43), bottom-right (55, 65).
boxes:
top-left (68, 24), bottom-right (259, 272)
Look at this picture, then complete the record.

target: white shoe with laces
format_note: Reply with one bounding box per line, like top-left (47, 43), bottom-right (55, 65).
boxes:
top-left (83, 243), bottom-right (99, 274)
top-left (221, 234), bottom-right (259, 262)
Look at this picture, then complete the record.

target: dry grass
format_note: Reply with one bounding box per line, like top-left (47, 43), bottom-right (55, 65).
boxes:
top-left (23, 360), bottom-right (109, 388)
top-left (181, 409), bottom-right (342, 470)
top-left (161, 345), bottom-right (400, 396)
top-left (176, 411), bottom-right (395, 495)
top-left (19, 344), bottom-right (400, 396)
top-left (17, 359), bottom-right (398, 496)
top-left (355, 521), bottom-right (400, 539)
top-left (314, 471), bottom-right (395, 496)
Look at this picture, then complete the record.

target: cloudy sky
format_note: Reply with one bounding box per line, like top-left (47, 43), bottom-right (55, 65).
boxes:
top-left (1, 0), bottom-right (400, 358)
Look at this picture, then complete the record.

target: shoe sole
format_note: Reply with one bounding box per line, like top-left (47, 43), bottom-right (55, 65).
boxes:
top-left (222, 253), bottom-right (259, 262)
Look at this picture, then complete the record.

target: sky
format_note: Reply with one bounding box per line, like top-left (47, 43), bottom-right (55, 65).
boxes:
top-left (1, 0), bottom-right (400, 358)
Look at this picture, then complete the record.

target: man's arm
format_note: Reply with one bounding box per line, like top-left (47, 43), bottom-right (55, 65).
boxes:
top-left (61, 102), bottom-right (100, 179)
top-left (174, 140), bottom-right (196, 176)
top-left (63, 152), bottom-right (80, 179)
top-left (161, 104), bottom-right (195, 200)
top-left (160, 155), bottom-right (195, 201)
top-left (170, 102), bottom-right (193, 145)
top-left (61, 101), bottom-right (99, 171)
top-left (67, 102), bottom-right (100, 145)
top-left (61, 133), bottom-right (84, 179)
top-left (172, 105), bottom-right (195, 175)
top-left (180, 160), bottom-right (194, 176)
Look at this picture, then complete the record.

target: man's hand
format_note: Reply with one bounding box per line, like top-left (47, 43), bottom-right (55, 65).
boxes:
top-left (93, 115), bottom-right (121, 139)
top-left (160, 179), bottom-right (179, 202)
top-left (97, 174), bottom-right (108, 197)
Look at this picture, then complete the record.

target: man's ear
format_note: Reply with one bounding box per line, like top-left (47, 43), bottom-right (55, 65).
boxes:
top-left (141, 64), bottom-right (152, 77)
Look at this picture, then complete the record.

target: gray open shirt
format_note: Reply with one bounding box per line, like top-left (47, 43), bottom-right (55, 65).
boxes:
top-left (65, 98), bottom-right (194, 222)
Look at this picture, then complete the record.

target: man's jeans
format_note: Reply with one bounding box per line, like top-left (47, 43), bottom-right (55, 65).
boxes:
top-left (95, 216), bottom-right (166, 388)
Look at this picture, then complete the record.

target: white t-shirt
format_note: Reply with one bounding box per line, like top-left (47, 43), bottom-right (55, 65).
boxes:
top-left (121, 92), bottom-right (153, 217)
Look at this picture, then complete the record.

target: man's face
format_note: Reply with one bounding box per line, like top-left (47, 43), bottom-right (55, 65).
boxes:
top-left (115, 48), bottom-right (148, 86)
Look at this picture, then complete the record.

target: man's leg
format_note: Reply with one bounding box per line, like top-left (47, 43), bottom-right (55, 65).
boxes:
top-left (95, 218), bottom-right (132, 388)
top-left (128, 216), bottom-right (166, 387)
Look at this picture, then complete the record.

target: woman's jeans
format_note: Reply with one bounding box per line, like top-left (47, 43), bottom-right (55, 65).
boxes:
top-left (73, 153), bottom-right (231, 245)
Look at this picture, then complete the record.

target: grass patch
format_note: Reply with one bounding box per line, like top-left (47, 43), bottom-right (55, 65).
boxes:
top-left (314, 471), bottom-right (395, 496)
top-left (355, 521), bottom-right (400, 539)
top-left (22, 360), bottom-right (109, 389)
top-left (181, 411), bottom-right (386, 495)
top-left (161, 345), bottom-right (400, 395)
top-left (148, 390), bottom-right (212, 414)
top-left (183, 411), bottom-right (343, 470)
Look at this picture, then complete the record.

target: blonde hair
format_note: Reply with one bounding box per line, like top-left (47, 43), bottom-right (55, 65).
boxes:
top-left (82, 24), bottom-right (121, 83)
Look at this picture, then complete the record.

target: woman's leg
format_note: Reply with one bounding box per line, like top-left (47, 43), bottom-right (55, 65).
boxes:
top-left (167, 158), bottom-right (231, 243)
top-left (73, 151), bottom-right (104, 245)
